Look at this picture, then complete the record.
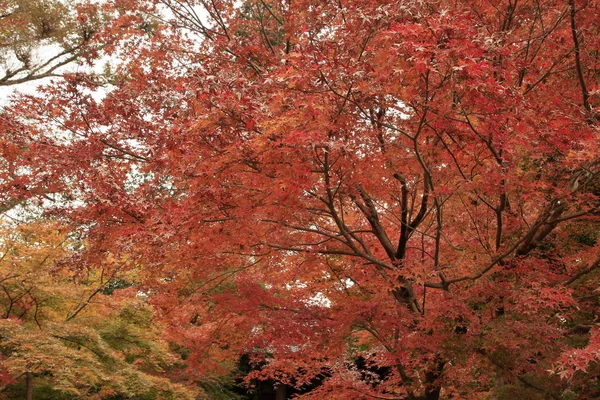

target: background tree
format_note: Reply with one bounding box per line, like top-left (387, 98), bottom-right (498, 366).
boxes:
top-left (0, 221), bottom-right (201, 399)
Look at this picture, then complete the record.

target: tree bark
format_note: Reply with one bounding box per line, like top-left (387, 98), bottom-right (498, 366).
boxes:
top-left (424, 386), bottom-right (441, 400)
top-left (423, 360), bottom-right (445, 400)
top-left (25, 371), bottom-right (33, 400)
top-left (275, 383), bottom-right (286, 400)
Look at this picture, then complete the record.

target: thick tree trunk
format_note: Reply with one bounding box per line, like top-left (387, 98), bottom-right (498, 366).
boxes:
top-left (424, 385), bottom-right (441, 400)
top-left (25, 371), bottom-right (33, 400)
top-left (422, 359), bottom-right (445, 400)
top-left (275, 383), bottom-right (286, 400)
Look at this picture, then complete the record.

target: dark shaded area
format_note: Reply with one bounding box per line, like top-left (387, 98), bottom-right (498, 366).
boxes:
top-left (222, 354), bottom-right (390, 399)
top-left (229, 354), bottom-right (328, 399)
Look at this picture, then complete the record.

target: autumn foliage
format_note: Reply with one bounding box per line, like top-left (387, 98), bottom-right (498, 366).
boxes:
top-left (1, 0), bottom-right (599, 398)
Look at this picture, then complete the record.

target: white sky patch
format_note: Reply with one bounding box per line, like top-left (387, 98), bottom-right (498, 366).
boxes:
top-left (306, 291), bottom-right (331, 308)
top-left (286, 280), bottom-right (332, 308)
top-left (0, 40), bottom-right (105, 105)
top-left (387, 97), bottom-right (413, 120)
top-left (285, 280), bottom-right (307, 290)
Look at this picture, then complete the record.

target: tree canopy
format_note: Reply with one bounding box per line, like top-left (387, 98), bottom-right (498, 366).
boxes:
top-left (1, 0), bottom-right (599, 398)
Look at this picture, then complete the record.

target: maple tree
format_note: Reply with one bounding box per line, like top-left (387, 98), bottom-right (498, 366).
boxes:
top-left (0, 221), bottom-right (202, 399)
top-left (2, 0), bottom-right (600, 398)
